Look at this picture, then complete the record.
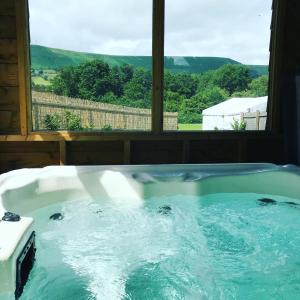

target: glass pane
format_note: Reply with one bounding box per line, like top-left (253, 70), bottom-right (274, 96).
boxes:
top-left (29, 0), bottom-right (152, 132)
top-left (163, 0), bottom-right (272, 131)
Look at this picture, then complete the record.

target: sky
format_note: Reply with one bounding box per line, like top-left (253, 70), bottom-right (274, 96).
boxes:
top-left (29, 0), bottom-right (272, 65)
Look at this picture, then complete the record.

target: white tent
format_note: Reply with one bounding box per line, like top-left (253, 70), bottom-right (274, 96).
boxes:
top-left (202, 96), bottom-right (268, 130)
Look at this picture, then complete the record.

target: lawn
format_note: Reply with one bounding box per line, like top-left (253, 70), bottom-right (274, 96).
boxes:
top-left (32, 76), bottom-right (51, 86)
top-left (178, 124), bottom-right (202, 131)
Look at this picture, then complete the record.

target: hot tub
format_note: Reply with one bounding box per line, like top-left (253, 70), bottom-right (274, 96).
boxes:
top-left (1, 164), bottom-right (300, 299)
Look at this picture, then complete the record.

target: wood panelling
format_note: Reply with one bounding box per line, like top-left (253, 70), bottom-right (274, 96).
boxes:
top-left (0, 1), bottom-right (19, 136)
top-left (0, 141), bottom-right (60, 173)
top-left (0, 111), bottom-right (19, 133)
top-left (0, 141), bottom-right (59, 153)
top-left (0, 86), bottom-right (19, 105)
top-left (190, 140), bottom-right (239, 163)
top-left (246, 138), bottom-right (284, 164)
top-left (0, 87), bottom-right (20, 134)
top-left (67, 141), bottom-right (124, 165)
top-left (282, 1), bottom-right (300, 70)
top-left (0, 64), bottom-right (18, 86)
top-left (0, 0), bottom-right (16, 16)
top-left (0, 16), bottom-right (16, 38)
top-left (131, 140), bottom-right (183, 164)
top-left (0, 39), bottom-right (17, 63)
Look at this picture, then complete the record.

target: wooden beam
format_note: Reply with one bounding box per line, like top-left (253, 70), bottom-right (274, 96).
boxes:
top-left (152, 0), bottom-right (165, 134)
top-left (267, 0), bottom-right (287, 133)
top-left (16, 0), bottom-right (31, 135)
top-left (59, 140), bottom-right (66, 165)
top-left (0, 131), bottom-right (283, 142)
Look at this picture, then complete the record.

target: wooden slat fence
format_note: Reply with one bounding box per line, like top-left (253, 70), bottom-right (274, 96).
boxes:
top-left (241, 111), bottom-right (267, 130)
top-left (32, 91), bottom-right (178, 131)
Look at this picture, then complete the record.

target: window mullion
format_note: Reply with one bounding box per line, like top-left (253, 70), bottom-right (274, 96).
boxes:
top-left (152, 0), bottom-right (165, 134)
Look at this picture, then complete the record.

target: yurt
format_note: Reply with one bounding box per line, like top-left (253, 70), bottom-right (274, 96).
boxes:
top-left (202, 96), bottom-right (268, 130)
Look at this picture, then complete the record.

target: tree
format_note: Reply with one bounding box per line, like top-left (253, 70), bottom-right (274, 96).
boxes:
top-left (110, 66), bottom-right (124, 97)
top-left (248, 75), bottom-right (268, 97)
top-left (120, 64), bottom-right (134, 83)
top-left (122, 68), bottom-right (152, 108)
top-left (77, 60), bottom-right (112, 99)
top-left (232, 75), bottom-right (268, 98)
top-left (165, 71), bottom-right (198, 98)
top-left (232, 90), bottom-right (256, 97)
top-left (197, 64), bottom-right (252, 95)
top-left (212, 65), bottom-right (252, 95)
top-left (164, 91), bottom-right (185, 112)
top-left (178, 86), bottom-right (228, 124)
top-left (51, 66), bottom-right (80, 97)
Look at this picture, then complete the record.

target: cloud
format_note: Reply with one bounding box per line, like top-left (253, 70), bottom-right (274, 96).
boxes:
top-left (29, 0), bottom-right (272, 64)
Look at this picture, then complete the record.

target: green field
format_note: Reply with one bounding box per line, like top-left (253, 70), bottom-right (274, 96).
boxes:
top-left (31, 45), bottom-right (268, 76)
top-left (32, 76), bottom-right (51, 86)
top-left (178, 124), bottom-right (202, 131)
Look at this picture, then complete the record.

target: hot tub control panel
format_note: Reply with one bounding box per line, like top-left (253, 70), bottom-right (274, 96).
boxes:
top-left (15, 231), bottom-right (36, 299)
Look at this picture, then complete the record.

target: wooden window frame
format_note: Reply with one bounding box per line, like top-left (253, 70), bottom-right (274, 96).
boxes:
top-left (14, 0), bottom-right (282, 142)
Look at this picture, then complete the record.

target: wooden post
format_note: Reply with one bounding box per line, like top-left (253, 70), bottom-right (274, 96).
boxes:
top-left (16, 0), bottom-right (31, 135)
top-left (240, 112), bottom-right (244, 122)
top-left (240, 112), bottom-right (245, 130)
top-left (256, 111), bottom-right (260, 130)
top-left (267, 0), bottom-right (287, 132)
top-left (59, 140), bottom-right (66, 165)
top-left (152, 0), bottom-right (165, 134)
top-left (33, 103), bottom-right (39, 130)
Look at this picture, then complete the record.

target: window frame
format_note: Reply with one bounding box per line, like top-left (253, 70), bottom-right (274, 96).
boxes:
top-left (17, 0), bottom-right (282, 140)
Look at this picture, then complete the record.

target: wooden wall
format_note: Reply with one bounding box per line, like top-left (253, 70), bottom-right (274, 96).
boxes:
top-left (0, 0), bottom-right (287, 173)
top-left (278, 0), bottom-right (300, 164)
top-left (0, 0), bottom-right (20, 135)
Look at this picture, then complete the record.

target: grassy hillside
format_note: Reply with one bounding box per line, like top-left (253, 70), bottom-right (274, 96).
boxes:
top-left (30, 45), bottom-right (268, 76)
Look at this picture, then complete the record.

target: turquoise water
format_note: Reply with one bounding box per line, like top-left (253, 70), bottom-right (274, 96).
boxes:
top-left (20, 193), bottom-right (300, 300)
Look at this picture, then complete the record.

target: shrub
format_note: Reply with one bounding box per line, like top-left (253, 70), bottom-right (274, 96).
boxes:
top-left (102, 124), bottom-right (112, 131)
top-left (231, 118), bottom-right (247, 131)
top-left (64, 111), bottom-right (83, 130)
top-left (44, 111), bottom-right (83, 131)
top-left (44, 113), bottom-right (61, 130)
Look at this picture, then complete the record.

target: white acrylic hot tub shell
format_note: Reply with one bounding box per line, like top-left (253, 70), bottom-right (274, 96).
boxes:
top-left (1, 163), bottom-right (300, 297)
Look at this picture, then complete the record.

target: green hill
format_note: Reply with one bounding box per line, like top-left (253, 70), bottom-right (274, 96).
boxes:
top-left (30, 45), bottom-right (268, 76)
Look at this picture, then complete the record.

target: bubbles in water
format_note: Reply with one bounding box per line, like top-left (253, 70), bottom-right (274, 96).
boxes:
top-left (20, 193), bottom-right (300, 300)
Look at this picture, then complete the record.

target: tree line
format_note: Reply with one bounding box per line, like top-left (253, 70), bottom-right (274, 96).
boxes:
top-left (33, 60), bottom-right (268, 124)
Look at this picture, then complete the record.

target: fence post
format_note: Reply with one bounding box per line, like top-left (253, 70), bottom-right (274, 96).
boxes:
top-left (240, 112), bottom-right (245, 130)
top-left (256, 111), bottom-right (260, 130)
top-left (33, 103), bottom-right (39, 130)
top-left (89, 110), bottom-right (93, 128)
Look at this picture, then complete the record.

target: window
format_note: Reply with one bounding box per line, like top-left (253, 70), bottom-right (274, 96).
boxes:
top-left (163, 0), bottom-right (272, 131)
top-left (28, 0), bottom-right (272, 133)
top-left (29, 0), bottom-right (153, 132)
